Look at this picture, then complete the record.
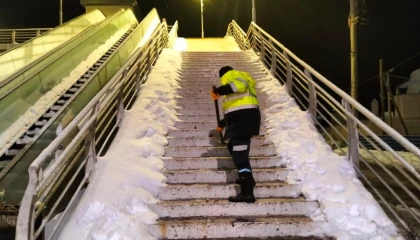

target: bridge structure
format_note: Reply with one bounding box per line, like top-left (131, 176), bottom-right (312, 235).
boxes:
top-left (0, 2), bottom-right (418, 240)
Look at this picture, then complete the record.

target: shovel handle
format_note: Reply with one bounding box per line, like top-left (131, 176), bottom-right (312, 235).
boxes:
top-left (213, 86), bottom-right (225, 144)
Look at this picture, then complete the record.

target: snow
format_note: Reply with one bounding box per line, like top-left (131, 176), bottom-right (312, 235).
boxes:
top-left (173, 37), bottom-right (241, 51)
top-left (0, 25), bottom-right (131, 156)
top-left (57, 49), bottom-right (181, 240)
top-left (258, 74), bottom-right (401, 239)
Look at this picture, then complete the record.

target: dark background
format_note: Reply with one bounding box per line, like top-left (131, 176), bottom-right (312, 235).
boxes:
top-left (1, 0), bottom-right (420, 108)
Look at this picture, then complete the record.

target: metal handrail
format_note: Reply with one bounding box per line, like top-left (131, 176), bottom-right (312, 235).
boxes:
top-left (16, 20), bottom-right (173, 239)
top-left (227, 20), bottom-right (420, 231)
top-left (0, 28), bottom-right (51, 44)
top-left (168, 21), bottom-right (179, 48)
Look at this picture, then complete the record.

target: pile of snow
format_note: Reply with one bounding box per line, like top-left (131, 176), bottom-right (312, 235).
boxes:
top-left (0, 25), bottom-right (132, 156)
top-left (57, 49), bottom-right (181, 240)
top-left (259, 75), bottom-right (401, 239)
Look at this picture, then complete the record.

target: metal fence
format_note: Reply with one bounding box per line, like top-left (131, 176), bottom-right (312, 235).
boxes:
top-left (15, 20), bottom-right (176, 239)
top-left (0, 28), bottom-right (51, 44)
top-left (227, 20), bottom-right (420, 232)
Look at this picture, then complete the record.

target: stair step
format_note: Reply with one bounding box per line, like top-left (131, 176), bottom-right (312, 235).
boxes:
top-left (158, 182), bottom-right (301, 200)
top-left (163, 156), bottom-right (282, 170)
top-left (176, 114), bottom-right (266, 122)
top-left (176, 103), bottom-right (268, 110)
top-left (167, 129), bottom-right (268, 138)
top-left (150, 216), bottom-right (323, 239)
top-left (174, 121), bottom-right (268, 130)
top-left (150, 198), bottom-right (318, 218)
top-left (180, 69), bottom-right (264, 74)
top-left (177, 95), bottom-right (269, 102)
top-left (176, 107), bottom-right (268, 115)
top-left (179, 73), bottom-right (268, 78)
top-left (165, 168), bottom-right (287, 184)
top-left (168, 136), bottom-right (271, 147)
top-left (165, 145), bottom-right (276, 158)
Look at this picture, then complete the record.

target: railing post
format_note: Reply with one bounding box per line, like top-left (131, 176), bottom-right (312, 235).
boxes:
top-left (305, 69), bottom-right (317, 120)
top-left (283, 51), bottom-right (293, 94)
top-left (147, 41), bottom-right (152, 73)
top-left (84, 103), bottom-right (99, 180)
top-left (259, 35), bottom-right (266, 62)
top-left (36, 29), bottom-right (40, 37)
top-left (117, 69), bottom-right (128, 125)
top-left (342, 99), bottom-right (359, 170)
top-left (155, 35), bottom-right (159, 64)
top-left (12, 30), bottom-right (16, 44)
top-left (269, 39), bottom-right (277, 76)
top-left (252, 27), bottom-right (257, 51)
top-left (135, 53), bottom-right (143, 95)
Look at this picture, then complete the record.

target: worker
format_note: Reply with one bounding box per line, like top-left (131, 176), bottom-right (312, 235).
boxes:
top-left (211, 66), bottom-right (261, 203)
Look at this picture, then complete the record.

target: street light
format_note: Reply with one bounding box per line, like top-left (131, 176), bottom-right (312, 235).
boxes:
top-left (252, 0), bottom-right (256, 23)
top-left (59, 0), bottom-right (63, 25)
top-left (200, 0), bottom-right (204, 38)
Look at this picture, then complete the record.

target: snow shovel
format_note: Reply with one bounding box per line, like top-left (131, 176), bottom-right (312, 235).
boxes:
top-left (212, 86), bottom-right (226, 144)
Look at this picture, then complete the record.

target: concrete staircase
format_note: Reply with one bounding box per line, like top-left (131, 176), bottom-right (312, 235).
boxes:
top-left (149, 51), bottom-right (325, 239)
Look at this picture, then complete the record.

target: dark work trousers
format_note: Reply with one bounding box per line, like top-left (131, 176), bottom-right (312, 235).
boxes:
top-left (227, 135), bottom-right (252, 171)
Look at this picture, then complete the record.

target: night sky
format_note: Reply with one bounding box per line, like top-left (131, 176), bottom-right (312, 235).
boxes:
top-left (1, 0), bottom-right (420, 108)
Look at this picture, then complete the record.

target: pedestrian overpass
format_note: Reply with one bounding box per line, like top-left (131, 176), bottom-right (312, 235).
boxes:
top-left (0, 6), bottom-right (418, 240)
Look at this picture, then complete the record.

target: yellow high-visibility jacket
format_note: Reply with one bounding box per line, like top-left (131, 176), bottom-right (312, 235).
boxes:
top-left (220, 70), bottom-right (259, 114)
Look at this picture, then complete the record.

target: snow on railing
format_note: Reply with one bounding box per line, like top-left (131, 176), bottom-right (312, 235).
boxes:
top-left (16, 20), bottom-right (174, 240)
top-left (227, 20), bottom-right (420, 232)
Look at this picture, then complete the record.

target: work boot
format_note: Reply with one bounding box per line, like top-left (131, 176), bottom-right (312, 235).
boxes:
top-left (229, 172), bottom-right (256, 203)
top-left (235, 177), bottom-right (256, 187)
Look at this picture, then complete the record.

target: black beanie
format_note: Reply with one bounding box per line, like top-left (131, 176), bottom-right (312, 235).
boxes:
top-left (219, 66), bottom-right (233, 78)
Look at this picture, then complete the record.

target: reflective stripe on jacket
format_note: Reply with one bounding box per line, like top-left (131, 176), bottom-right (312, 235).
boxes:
top-left (220, 70), bottom-right (259, 114)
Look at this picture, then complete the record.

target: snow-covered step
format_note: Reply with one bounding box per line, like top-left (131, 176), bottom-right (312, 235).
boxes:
top-left (176, 114), bottom-right (217, 121)
top-left (177, 87), bottom-right (269, 93)
top-left (177, 107), bottom-right (269, 115)
top-left (150, 198), bottom-right (318, 218)
top-left (157, 182), bottom-right (301, 200)
top-left (176, 102), bottom-right (223, 108)
top-left (176, 114), bottom-right (266, 122)
top-left (174, 121), bottom-right (217, 130)
top-left (181, 66), bottom-right (262, 71)
top-left (163, 156), bottom-right (282, 170)
top-left (180, 68), bottom-right (265, 74)
top-left (177, 108), bottom-right (219, 115)
top-left (167, 129), bottom-right (267, 138)
top-left (179, 73), bottom-right (268, 78)
top-left (150, 216), bottom-right (322, 239)
top-left (175, 121), bottom-right (269, 131)
top-left (176, 114), bottom-right (216, 121)
top-left (165, 145), bottom-right (276, 158)
top-left (167, 136), bottom-right (270, 147)
top-left (178, 94), bottom-right (270, 101)
top-left (165, 168), bottom-right (287, 184)
top-left (177, 103), bottom-right (269, 112)
top-left (176, 105), bottom-right (269, 113)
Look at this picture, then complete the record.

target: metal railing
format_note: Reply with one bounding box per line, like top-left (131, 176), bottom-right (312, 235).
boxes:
top-left (168, 21), bottom-right (179, 48)
top-left (0, 28), bottom-right (51, 44)
top-left (227, 20), bottom-right (420, 232)
top-left (15, 20), bottom-right (175, 239)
